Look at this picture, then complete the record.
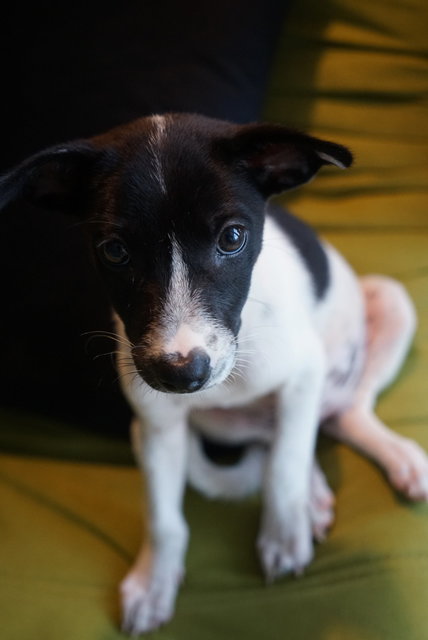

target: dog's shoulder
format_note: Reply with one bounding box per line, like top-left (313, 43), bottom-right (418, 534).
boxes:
top-left (266, 203), bottom-right (330, 300)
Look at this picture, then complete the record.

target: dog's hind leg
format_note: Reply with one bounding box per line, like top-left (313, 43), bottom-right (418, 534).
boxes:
top-left (187, 430), bottom-right (266, 499)
top-left (310, 458), bottom-right (336, 541)
top-left (323, 275), bottom-right (428, 501)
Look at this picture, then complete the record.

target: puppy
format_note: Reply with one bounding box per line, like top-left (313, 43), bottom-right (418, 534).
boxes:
top-left (1, 113), bottom-right (428, 635)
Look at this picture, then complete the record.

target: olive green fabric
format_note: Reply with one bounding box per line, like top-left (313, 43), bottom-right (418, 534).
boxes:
top-left (265, 0), bottom-right (428, 230)
top-left (1, 0), bottom-right (428, 638)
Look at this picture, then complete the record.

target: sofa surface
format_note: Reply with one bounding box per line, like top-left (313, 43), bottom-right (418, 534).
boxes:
top-left (1, 0), bottom-right (427, 638)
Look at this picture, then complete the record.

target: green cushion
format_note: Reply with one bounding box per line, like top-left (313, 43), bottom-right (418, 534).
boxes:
top-left (265, 0), bottom-right (428, 229)
top-left (1, 0), bottom-right (428, 638)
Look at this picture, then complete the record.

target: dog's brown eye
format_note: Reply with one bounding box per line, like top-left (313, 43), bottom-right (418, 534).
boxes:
top-left (218, 225), bottom-right (247, 255)
top-left (97, 239), bottom-right (130, 267)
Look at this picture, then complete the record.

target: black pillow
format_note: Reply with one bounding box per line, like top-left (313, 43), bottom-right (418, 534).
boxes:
top-left (0, 1), bottom-right (288, 167)
top-left (0, 0), bottom-right (288, 433)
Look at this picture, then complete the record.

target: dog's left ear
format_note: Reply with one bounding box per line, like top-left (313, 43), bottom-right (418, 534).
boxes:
top-left (216, 124), bottom-right (353, 197)
top-left (0, 142), bottom-right (102, 215)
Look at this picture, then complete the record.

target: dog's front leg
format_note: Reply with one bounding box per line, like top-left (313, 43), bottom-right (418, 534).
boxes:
top-left (258, 343), bottom-right (326, 582)
top-left (121, 409), bottom-right (189, 635)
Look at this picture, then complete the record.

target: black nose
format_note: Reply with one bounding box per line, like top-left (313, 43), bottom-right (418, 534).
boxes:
top-left (147, 348), bottom-right (211, 393)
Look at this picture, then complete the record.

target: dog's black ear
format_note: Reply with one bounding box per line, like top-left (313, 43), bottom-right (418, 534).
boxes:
top-left (0, 142), bottom-right (102, 215)
top-left (216, 124), bottom-right (353, 197)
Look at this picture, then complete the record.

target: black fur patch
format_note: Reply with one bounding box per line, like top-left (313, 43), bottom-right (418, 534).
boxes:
top-left (201, 435), bottom-right (248, 466)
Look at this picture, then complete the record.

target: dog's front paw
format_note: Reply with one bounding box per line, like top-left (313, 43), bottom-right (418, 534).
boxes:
top-left (120, 561), bottom-right (183, 635)
top-left (257, 503), bottom-right (314, 582)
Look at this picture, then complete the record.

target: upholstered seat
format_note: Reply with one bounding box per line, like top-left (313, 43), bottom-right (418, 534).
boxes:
top-left (1, 0), bottom-right (427, 637)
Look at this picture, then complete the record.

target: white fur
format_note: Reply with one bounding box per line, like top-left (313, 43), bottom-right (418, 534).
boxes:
top-left (117, 214), bottom-right (428, 634)
top-left (148, 115), bottom-right (168, 195)
top-left (141, 236), bottom-right (237, 388)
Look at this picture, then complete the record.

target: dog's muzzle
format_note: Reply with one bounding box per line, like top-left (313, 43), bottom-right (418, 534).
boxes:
top-left (139, 348), bottom-right (212, 394)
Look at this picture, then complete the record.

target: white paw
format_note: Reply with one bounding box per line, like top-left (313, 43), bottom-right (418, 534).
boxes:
top-left (257, 502), bottom-right (314, 582)
top-left (121, 563), bottom-right (183, 635)
top-left (309, 461), bottom-right (335, 542)
top-left (383, 435), bottom-right (428, 502)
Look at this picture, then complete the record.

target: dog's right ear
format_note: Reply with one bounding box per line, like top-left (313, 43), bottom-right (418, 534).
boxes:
top-left (0, 142), bottom-right (104, 215)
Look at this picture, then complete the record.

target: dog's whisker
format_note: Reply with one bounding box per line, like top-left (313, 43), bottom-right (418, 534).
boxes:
top-left (236, 360), bottom-right (250, 369)
top-left (92, 349), bottom-right (123, 361)
top-left (82, 330), bottom-right (135, 350)
top-left (234, 361), bottom-right (251, 373)
top-left (235, 353), bottom-right (251, 361)
top-left (114, 369), bottom-right (141, 386)
top-left (246, 297), bottom-right (272, 311)
top-left (69, 217), bottom-right (125, 230)
top-left (235, 349), bottom-right (256, 358)
top-left (117, 359), bottom-right (138, 367)
top-left (117, 363), bottom-right (139, 372)
top-left (225, 364), bottom-right (247, 386)
top-left (82, 328), bottom-right (133, 342)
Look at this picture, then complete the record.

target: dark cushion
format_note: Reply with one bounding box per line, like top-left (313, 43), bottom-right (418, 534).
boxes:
top-left (0, 0), bottom-right (287, 432)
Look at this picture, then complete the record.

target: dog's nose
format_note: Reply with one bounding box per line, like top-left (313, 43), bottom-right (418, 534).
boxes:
top-left (149, 348), bottom-right (211, 393)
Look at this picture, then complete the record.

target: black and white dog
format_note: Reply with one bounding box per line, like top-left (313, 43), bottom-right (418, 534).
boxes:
top-left (1, 113), bottom-right (428, 635)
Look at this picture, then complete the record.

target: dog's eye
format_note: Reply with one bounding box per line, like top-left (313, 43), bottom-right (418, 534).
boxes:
top-left (217, 225), bottom-right (247, 255)
top-left (97, 239), bottom-right (130, 268)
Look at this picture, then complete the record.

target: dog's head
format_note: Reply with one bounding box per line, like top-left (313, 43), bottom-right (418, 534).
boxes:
top-left (0, 114), bottom-right (352, 393)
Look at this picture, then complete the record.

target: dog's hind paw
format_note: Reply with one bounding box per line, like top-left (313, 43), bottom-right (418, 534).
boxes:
top-left (383, 435), bottom-right (428, 502)
top-left (309, 460), bottom-right (335, 542)
top-left (120, 563), bottom-right (183, 635)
